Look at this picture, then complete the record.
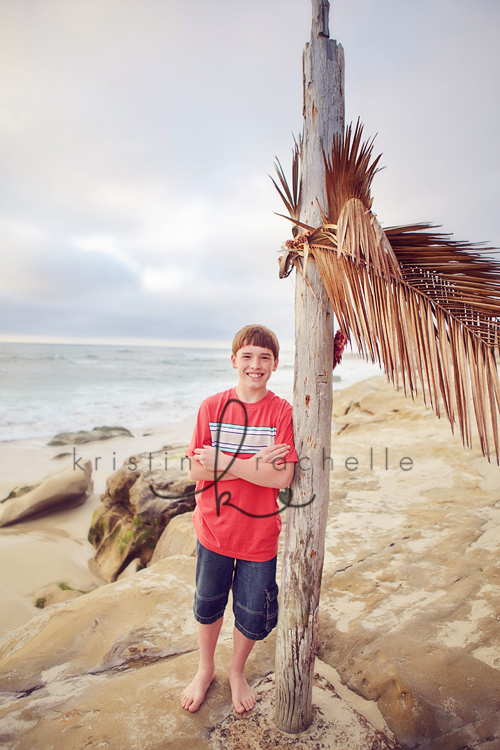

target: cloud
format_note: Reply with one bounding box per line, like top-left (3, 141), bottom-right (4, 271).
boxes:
top-left (0, 0), bottom-right (499, 344)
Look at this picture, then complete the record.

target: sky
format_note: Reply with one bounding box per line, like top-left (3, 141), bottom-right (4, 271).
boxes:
top-left (1, 0), bottom-right (499, 348)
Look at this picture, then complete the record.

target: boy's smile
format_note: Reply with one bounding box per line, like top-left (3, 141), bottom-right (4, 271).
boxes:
top-left (231, 345), bottom-right (278, 401)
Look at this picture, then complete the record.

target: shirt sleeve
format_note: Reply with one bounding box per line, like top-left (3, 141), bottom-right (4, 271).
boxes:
top-left (275, 402), bottom-right (299, 463)
top-left (186, 400), bottom-right (212, 457)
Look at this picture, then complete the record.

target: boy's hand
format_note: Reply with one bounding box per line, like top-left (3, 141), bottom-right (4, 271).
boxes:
top-left (193, 445), bottom-right (231, 473)
top-left (253, 444), bottom-right (290, 465)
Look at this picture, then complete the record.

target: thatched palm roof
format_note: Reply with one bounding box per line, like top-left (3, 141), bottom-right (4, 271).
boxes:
top-left (273, 122), bottom-right (500, 462)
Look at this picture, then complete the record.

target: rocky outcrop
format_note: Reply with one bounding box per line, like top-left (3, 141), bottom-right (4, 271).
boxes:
top-left (149, 511), bottom-right (197, 563)
top-left (48, 425), bottom-right (133, 446)
top-left (0, 461), bottom-right (92, 527)
top-left (88, 451), bottom-right (196, 581)
top-left (317, 377), bottom-right (500, 748)
top-left (0, 557), bottom-right (397, 750)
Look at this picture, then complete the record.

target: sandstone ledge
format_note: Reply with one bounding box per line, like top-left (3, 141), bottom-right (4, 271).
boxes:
top-left (318, 376), bottom-right (500, 747)
top-left (0, 557), bottom-right (396, 750)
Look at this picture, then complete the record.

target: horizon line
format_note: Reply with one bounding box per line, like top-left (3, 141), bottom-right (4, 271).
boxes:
top-left (0, 333), bottom-right (297, 350)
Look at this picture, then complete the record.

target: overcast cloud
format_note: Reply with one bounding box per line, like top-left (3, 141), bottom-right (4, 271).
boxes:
top-left (1, 0), bottom-right (499, 347)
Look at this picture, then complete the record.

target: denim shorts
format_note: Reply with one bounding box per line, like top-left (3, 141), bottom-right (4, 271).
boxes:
top-left (193, 541), bottom-right (279, 641)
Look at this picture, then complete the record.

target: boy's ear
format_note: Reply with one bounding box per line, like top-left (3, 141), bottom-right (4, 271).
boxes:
top-left (273, 357), bottom-right (279, 372)
top-left (231, 353), bottom-right (237, 369)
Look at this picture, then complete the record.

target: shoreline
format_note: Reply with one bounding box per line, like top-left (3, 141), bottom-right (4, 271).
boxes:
top-left (0, 414), bottom-right (197, 496)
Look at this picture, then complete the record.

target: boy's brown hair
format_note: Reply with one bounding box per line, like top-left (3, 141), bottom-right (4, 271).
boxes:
top-left (232, 325), bottom-right (280, 359)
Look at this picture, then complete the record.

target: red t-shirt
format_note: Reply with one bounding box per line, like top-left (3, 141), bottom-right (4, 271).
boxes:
top-left (186, 388), bottom-right (298, 561)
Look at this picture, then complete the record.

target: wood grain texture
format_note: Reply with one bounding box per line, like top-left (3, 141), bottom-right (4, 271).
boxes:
top-left (274, 0), bottom-right (344, 734)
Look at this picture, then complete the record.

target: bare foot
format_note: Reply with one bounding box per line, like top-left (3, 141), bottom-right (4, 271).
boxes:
top-left (180, 667), bottom-right (215, 712)
top-left (228, 666), bottom-right (256, 713)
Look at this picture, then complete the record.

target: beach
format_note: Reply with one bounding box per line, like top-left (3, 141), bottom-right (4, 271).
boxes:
top-left (0, 342), bottom-right (383, 633)
top-left (1, 346), bottom-right (499, 748)
top-left (0, 341), bottom-right (251, 631)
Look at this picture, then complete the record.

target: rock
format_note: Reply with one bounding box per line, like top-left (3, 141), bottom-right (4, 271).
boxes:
top-left (88, 452), bottom-right (196, 581)
top-left (31, 583), bottom-right (86, 609)
top-left (149, 511), bottom-right (197, 563)
top-left (0, 557), bottom-right (396, 750)
top-left (117, 558), bottom-right (143, 579)
top-left (48, 425), bottom-right (133, 446)
top-left (317, 376), bottom-right (500, 748)
top-left (0, 556), bottom-right (199, 694)
top-left (0, 461), bottom-right (92, 527)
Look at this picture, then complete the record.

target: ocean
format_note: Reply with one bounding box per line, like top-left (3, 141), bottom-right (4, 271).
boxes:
top-left (0, 342), bottom-right (384, 443)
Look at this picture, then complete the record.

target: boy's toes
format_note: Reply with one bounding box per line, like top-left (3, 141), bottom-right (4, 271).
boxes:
top-left (180, 669), bottom-right (215, 712)
top-left (228, 671), bottom-right (256, 713)
top-left (242, 694), bottom-right (256, 712)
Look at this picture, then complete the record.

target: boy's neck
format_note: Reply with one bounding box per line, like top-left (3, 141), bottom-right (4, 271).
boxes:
top-left (234, 383), bottom-right (269, 403)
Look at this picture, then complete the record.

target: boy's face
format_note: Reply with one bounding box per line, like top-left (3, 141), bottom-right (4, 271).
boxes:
top-left (231, 344), bottom-right (278, 392)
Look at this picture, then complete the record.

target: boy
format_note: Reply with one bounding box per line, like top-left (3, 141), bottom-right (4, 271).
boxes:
top-left (180, 324), bottom-right (298, 714)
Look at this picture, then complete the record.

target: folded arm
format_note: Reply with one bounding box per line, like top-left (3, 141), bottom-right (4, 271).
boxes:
top-left (187, 456), bottom-right (238, 483)
top-left (193, 444), bottom-right (295, 489)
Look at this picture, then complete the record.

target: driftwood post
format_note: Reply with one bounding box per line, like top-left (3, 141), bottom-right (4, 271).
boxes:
top-left (274, 0), bottom-right (344, 734)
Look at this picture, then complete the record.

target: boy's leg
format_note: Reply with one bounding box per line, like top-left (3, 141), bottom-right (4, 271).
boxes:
top-left (228, 627), bottom-right (256, 713)
top-left (230, 554), bottom-right (278, 713)
top-left (181, 542), bottom-right (234, 712)
top-left (180, 617), bottom-right (223, 712)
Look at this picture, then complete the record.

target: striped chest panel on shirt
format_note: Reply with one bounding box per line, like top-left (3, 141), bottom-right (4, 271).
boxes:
top-left (208, 421), bottom-right (277, 455)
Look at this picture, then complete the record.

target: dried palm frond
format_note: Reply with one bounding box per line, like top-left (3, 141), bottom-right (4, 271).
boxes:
top-left (273, 122), bottom-right (500, 462)
top-left (322, 120), bottom-right (382, 224)
top-left (270, 135), bottom-right (302, 228)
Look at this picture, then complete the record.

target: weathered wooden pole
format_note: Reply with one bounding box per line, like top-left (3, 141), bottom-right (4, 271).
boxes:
top-left (274, 0), bottom-right (344, 734)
